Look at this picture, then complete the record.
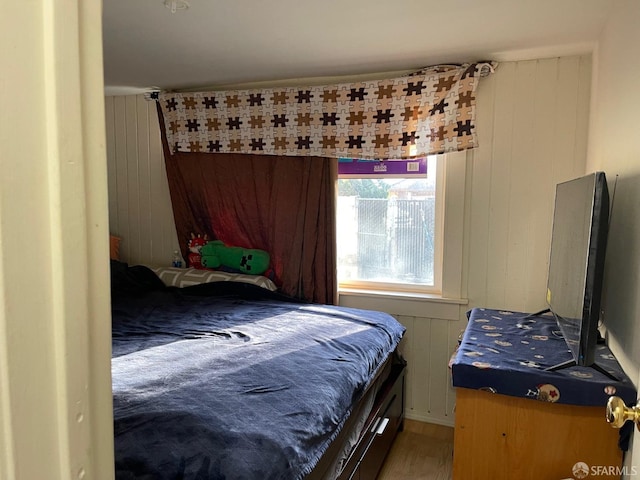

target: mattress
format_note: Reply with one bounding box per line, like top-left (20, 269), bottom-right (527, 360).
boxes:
top-left (110, 262), bottom-right (405, 479)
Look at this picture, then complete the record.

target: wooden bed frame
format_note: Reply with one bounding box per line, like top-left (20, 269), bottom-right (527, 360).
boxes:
top-left (308, 357), bottom-right (406, 480)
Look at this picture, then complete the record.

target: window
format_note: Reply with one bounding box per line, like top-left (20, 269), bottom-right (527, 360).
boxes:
top-left (337, 156), bottom-right (443, 294)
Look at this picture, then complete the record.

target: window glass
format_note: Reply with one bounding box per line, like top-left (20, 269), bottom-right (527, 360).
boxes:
top-left (337, 156), bottom-right (440, 291)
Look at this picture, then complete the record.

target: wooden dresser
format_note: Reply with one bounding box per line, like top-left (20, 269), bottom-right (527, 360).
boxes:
top-left (453, 387), bottom-right (623, 479)
top-left (450, 308), bottom-right (636, 479)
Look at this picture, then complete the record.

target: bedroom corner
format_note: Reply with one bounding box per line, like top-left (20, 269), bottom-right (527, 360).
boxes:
top-left (5, 0), bottom-right (639, 478)
top-left (104, 54), bottom-right (593, 430)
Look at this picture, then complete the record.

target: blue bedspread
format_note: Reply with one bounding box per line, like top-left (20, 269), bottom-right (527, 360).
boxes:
top-left (111, 279), bottom-right (404, 479)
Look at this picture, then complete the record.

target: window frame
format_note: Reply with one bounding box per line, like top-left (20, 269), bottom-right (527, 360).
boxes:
top-left (336, 155), bottom-right (444, 295)
top-left (337, 151), bottom-right (468, 300)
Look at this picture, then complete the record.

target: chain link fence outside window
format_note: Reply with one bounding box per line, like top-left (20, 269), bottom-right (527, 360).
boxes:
top-left (337, 196), bottom-right (435, 286)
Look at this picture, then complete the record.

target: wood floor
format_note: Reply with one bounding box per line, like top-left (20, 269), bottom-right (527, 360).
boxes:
top-left (377, 419), bottom-right (454, 480)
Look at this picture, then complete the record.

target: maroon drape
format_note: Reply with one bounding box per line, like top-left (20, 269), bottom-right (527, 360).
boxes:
top-left (160, 135), bottom-right (337, 304)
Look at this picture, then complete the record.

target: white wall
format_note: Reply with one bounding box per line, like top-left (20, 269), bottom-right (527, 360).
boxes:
top-left (467, 56), bottom-right (591, 312)
top-left (105, 96), bottom-right (180, 265)
top-left (587, 0), bottom-right (640, 473)
top-left (1, 1), bottom-right (113, 479)
top-left (105, 55), bottom-right (592, 426)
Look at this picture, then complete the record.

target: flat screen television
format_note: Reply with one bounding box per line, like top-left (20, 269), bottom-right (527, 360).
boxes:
top-left (545, 171), bottom-right (614, 379)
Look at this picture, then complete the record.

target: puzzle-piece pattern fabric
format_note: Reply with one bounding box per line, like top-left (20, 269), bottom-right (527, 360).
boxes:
top-left (158, 63), bottom-right (495, 159)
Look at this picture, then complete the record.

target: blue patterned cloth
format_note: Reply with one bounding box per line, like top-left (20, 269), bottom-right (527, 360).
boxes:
top-left (451, 308), bottom-right (636, 407)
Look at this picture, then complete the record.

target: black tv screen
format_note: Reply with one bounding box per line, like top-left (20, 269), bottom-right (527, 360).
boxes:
top-left (547, 172), bottom-right (609, 368)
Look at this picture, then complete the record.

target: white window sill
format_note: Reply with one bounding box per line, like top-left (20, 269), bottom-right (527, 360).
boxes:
top-left (338, 288), bottom-right (468, 320)
top-left (339, 287), bottom-right (467, 303)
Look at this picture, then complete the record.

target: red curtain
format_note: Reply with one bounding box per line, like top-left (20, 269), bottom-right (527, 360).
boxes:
top-left (160, 143), bottom-right (337, 304)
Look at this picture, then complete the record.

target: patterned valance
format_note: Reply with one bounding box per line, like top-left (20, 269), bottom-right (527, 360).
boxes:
top-left (158, 62), bottom-right (495, 159)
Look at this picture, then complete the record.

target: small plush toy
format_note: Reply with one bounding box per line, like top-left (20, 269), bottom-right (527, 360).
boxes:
top-left (200, 240), bottom-right (270, 275)
top-left (187, 233), bottom-right (209, 269)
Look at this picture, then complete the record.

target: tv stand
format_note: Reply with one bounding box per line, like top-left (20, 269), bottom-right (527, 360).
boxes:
top-left (546, 358), bottom-right (620, 382)
top-left (453, 388), bottom-right (623, 479)
top-left (451, 308), bottom-right (637, 479)
top-left (521, 307), bottom-right (550, 320)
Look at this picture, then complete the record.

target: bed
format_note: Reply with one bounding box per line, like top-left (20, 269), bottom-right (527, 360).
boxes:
top-left (110, 261), bottom-right (406, 480)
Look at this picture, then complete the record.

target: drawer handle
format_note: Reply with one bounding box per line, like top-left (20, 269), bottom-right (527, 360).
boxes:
top-left (375, 417), bottom-right (390, 435)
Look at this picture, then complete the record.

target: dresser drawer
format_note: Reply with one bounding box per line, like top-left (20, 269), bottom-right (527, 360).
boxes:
top-left (341, 363), bottom-right (405, 480)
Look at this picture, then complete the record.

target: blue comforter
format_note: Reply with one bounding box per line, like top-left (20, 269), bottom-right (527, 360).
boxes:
top-left (111, 271), bottom-right (404, 480)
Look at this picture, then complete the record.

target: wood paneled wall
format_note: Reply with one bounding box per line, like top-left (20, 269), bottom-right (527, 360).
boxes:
top-left (467, 56), bottom-right (591, 314)
top-left (104, 55), bottom-right (592, 426)
top-left (105, 95), bottom-right (180, 265)
top-left (397, 313), bottom-right (461, 425)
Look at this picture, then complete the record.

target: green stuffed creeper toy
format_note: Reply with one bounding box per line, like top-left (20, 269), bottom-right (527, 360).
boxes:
top-left (200, 240), bottom-right (270, 275)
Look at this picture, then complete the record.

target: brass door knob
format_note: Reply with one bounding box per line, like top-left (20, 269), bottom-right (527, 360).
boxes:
top-left (606, 396), bottom-right (640, 430)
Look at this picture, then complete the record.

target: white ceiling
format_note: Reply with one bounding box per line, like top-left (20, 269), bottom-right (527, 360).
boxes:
top-left (102, 0), bottom-right (614, 95)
